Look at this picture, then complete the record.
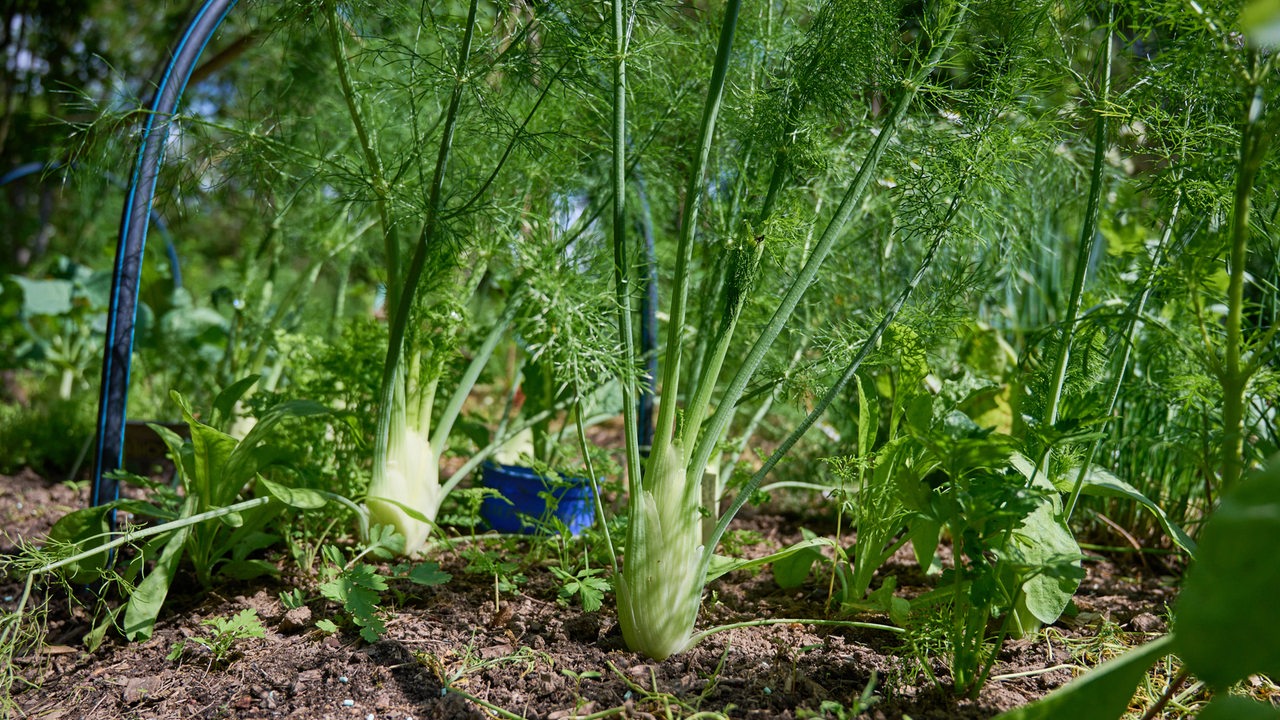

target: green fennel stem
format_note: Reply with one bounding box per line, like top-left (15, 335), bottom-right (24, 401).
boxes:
top-left (1221, 69), bottom-right (1269, 491)
top-left (616, 0), bottom-right (742, 662)
top-left (648, 0), bottom-right (743, 466)
top-left (368, 0), bottom-right (479, 554)
top-left (1042, 8), bottom-right (1113, 473)
top-left (610, 0), bottom-right (643, 499)
top-left (325, 3), bottom-right (399, 309)
top-left (688, 0), bottom-right (969, 494)
top-left (703, 184), bottom-right (966, 572)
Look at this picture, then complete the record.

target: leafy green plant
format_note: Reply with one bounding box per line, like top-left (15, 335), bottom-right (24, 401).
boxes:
top-left (995, 454), bottom-right (1280, 719)
top-left (35, 380), bottom-right (329, 641)
top-left (167, 608), bottom-right (266, 667)
top-left (550, 565), bottom-right (610, 613)
top-left (461, 545), bottom-right (527, 603)
top-left (893, 403), bottom-right (1084, 695)
top-left (307, 0), bottom-right (603, 555)
top-left (1, 258), bottom-right (111, 401)
top-left (314, 527), bottom-right (452, 642)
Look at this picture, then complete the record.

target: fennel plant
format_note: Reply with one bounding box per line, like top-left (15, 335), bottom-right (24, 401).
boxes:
top-left (608, 0), bottom-right (972, 660)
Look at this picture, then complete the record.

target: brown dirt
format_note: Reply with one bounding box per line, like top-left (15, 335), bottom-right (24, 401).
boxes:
top-left (1, 470), bottom-right (1179, 720)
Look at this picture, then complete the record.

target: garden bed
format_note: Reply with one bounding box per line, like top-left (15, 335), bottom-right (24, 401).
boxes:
top-left (2, 469), bottom-right (1179, 720)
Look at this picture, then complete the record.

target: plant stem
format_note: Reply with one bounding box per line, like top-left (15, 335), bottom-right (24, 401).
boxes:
top-left (1138, 667), bottom-right (1191, 720)
top-left (1221, 61), bottom-right (1270, 491)
top-left (610, 0), bottom-right (643, 499)
top-left (325, 2), bottom-right (398, 309)
top-left (373, 0), bottom-right (479, 493)
top-left (689, 0), bottom-right (968, 499)
top-left (429, 289), bottom-right (525, 457)
top-left (649, 0), bottom-right (742, 466)
top-left (703, 185), bottom-right (966, 576)
top-left (1065, 189), bottom-right (1181, 521)
top-left (572, 392), bottom-right (619, 575)
top-left (33, 496), bottom-right (274, 578)
top-left (1042, 7), bottom-right (1113, 468)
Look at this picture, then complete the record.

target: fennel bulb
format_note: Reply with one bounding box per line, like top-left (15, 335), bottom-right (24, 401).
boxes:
top-left (616, 442), bottom-right (705, 660)
top-left (491, 427), bottom-right (535, 466)
top-left (366, 423), bottom-right (441, 556)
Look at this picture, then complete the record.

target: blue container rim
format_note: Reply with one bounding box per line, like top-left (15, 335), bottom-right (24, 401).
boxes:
top-left (480, 461), bottom-right (591, 486)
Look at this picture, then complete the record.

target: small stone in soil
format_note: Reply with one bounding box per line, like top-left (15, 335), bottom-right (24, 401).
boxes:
top-left (1127, 612), bottom-right (1166, 633)
top-left (280, 605), bottom-right (312, 632)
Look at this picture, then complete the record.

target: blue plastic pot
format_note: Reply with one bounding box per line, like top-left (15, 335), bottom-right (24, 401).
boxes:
top-left (480, 463), bottom-right (596, 535)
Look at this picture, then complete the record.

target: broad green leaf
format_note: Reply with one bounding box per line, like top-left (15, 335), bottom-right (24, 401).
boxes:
top-left (12, 275), bottom-right (73, 316)
top-left (213, 375), bottom-right (261, 427)
top-left (770, 530), bottom-right (829, 589)
top-left (1174, 458), bottom-right (1280, 691)
top-left (865, 576), bottom-right (911, 627)
top-left (405, 562), bottom-right (452, 587)
top-left (1012, 502), bottom-right (1083, 627)
top-left (224, 530), bottom-right (282, 566)
top-left (771, 544), bottom-right (825, 589)
top-left (1198, 696), bottom-right (1280, 720)
top-left (960, 385), bottom-right (1014, 436)
top-left (259, 477), bottom-right (328, 509)
top-left (1242, 0), bottom-right (1280, 47)
top-left (856, 373), bottom-right (876, 459)
top-left (218, 510), bottom-right (244, 528)
top-left (905, 394), bottom-right (933, 433)
top-left (1066, 465), bottom-right (1196, 555)
top-left (160, 304), bottom-right (228, 341)
top-left (112, 499), bottom-right (179, 522)
top-left (175, 392), bottom-right (239, 506)
top-left (908, 516), bottom-right (942, 573)
top-left (991, 634), bottom-right (1174, 720)
top-left (147, 422), bottom-right (193, 475)
top-left (80, 270), bottom-right (114, 309)
top-left (124, 523), bottom-right (191, 641)
top-left (46, 506), bottom-right (112, 584)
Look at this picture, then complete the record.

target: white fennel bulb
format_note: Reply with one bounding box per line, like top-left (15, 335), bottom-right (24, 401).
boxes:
top-left (616, 441), bottom-right (705, 660)
top-left (491, 427), bottom-right (535, 466)
top-left (366, 423), bottom-right (440, 556)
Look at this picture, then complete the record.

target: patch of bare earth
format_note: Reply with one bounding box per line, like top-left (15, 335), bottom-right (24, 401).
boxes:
top-left (1, 472), bottom-right (1177, 719)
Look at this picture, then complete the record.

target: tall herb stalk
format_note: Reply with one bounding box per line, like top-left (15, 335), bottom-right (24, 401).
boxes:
top-left (1041, 5), bottom-right (1113, 479)
top-left (1219, 62), bottom-right (1273, 491)
top-left (611, 0), bottom-right (968, 660)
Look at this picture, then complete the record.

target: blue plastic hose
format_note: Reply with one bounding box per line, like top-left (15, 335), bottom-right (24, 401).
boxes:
top-left (92, 0), bottom-right (239, 511)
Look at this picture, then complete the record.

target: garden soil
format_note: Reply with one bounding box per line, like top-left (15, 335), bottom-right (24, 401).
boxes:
top-left (1, 469), bottom-right (1179, 719)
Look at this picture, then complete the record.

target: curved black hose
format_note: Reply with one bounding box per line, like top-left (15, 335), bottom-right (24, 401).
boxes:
top-left (91, 0), bottom-right (240, 511)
